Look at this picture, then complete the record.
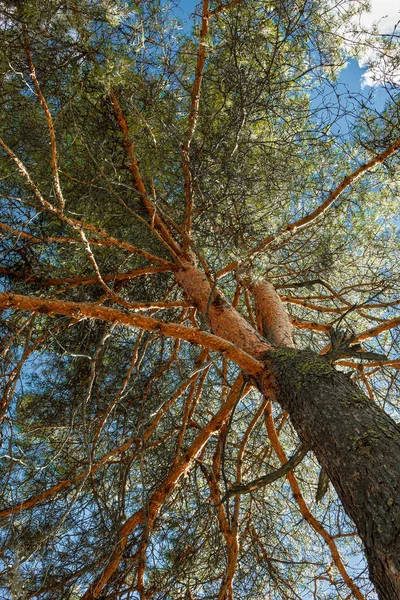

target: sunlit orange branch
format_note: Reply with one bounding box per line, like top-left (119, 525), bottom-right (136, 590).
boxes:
top-left (356, 316), bottom-right (400, 342)
top-left (91, 335), bottom-right (143, 455)
top-left (181, 0), bottom-right (210, 239)
top-left (22, 24), bottom-right (65, 210)
top-left (283, 295), bottom-right (400, 324)
top-left (42, 266), bottom-right (175, 289)
top-left (80, 375), bottom-right (252, 599)
top-left (264, 402), bottom-right (365, 600)
top-left (0, 426), bottom-right (175, 522)
top-left (0, 223), bottom-right (172, 268)
top-left (216, 394), bottom-right (272, 596)
top-left (0, 315), bottom-right (33, 358)
top-left (0, 318), bottom-right (35, 420)
top-left (250, 524), bottom-right (304, 597)
top-left (109, 91), bottom-right (182, 257)
top-left (201, 425), bottom-right (238, 600)
top-left (281, 295), bottom-right (343, 313)
top-left (336, 358), bottom-right (400, 370)
top-left (320, 316), bottom-right (400, 357)
top-left (0, 136), bottom-right (177, 270)
top-left (358, 367), bottom-right (375, 401)
top-left (0, 293), bottom-right (263, 375)
top-left (250, 136), bottom-right (400, 257)
top-left (0, 436), bottom-right (138, 519)
top-left (235, 395), bottom-right (270, 490)
top-left (0, 319), bottom-right (70, 420)
top-left (291, 316), bottom-right (331, 334)
top-left (1, 362), bottom-right (206, 520)
top-left (217, 136), bottom-right (400, 278)
top-left (132, 357), bottom-right (210, 596)
top-left (173, 350), bottom-right (210, 467)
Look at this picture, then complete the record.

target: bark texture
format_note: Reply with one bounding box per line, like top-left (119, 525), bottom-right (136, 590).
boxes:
top-left (265, 348), bottom-right (400, 600)
top-left (175, 264), bottom-right (270, 357)
top-left (175, 266), bottom-right (400, 600)
top-left (4, 262), bottom-right (399, 598)
top-left (176, 264), bottom-right (400, 598)
top-left (248, 280), bottom-right (295, 348)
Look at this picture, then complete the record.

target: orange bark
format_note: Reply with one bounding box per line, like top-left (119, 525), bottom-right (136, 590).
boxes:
top-left (246, 279), bottom-right (365, 599)
top-left (248, 280), bottom-right (295, 348)
top-left (109, 91), bottom-right (182, 257)
top-left (0, 293), bottom-right (263, 376)
top-left (291, 316), bottom-right (331, 333)
top-left (23, 24), bottom-right (65, 210)
top-left (357, 316), bottom-right (400, 342)
top-left (81, 375), bottom-right (252, 598)
top-left (201, 424), bottom-right (238, 600)
top-left (181, 0), bottom-right (210, 237)
top-left (175, 263), bottom-right (271, 358)
top-left (41, 266), bottom-right (174, 289)
top-left (217, 136), bottom-right (400, 278)
top-left (264, 403), bottom-right (365, 600)
top-left (0, 437), bottom-right (138, 518)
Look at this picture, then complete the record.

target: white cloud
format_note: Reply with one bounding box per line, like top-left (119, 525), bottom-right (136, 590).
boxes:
top-left (359, 0), bottom-right (399, 32)
top-left (356, 1), bottom-right (400, 86)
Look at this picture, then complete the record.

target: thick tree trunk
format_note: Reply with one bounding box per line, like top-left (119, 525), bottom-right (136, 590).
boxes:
top-left (3, 267), bottom-right (399, 597)
top-left (263, 348), bottom-right (400, 600)
top-left (247, 280), bottom-right (295, 348)
top-left (176, 264), bottom-right (400, 600)
top-left (175, 263), bottom-right (270, 357)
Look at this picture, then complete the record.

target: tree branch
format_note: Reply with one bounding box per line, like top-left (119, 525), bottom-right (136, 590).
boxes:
top-left (221, 442), bottom-right (309, 501)
top-left (217, 137), bottom-right (400, 278)
top-left (0, 292), bottom-right (263, 376)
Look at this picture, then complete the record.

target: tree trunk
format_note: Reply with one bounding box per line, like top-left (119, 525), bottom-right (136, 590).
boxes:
top-left (263, 348), bottom-right (400, 600)
top-left (176, 264), bottom-right (400, 599)
top-left (2, 268), bottom-right (399, 598)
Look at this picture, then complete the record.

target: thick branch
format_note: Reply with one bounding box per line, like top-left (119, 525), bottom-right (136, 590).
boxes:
top-left (175, 263), bottom-right (271, 358)
top-left (263, 400), bottom-right (365, 600)
top-left (252, 136), bottom-right (400, 256)
top-left (247, 280), bottom-right (295, 348)
top-left (0, 293), bottom-right (263, 376)
top-left (357, 316), bottom-right (400, 342)
top-left (80, 375), bottom-right (252, 599)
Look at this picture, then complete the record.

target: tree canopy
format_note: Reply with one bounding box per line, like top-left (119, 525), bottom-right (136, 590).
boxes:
top-left (0, 1), bottom-right (400, 599)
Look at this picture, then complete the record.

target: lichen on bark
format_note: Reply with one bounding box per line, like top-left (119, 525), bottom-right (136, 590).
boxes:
top-left (261, 346), bottom-right (400, 600)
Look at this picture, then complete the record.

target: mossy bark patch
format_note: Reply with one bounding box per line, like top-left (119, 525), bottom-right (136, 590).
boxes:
top-left (262, 347), bottom-right (400, 600)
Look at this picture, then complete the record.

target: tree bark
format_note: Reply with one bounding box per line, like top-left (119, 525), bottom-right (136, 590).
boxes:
top-left (263, 348), bottom-right (400, 600)
top-left (2, 265), bottom-right (400, 598)
top-left (176, 264), bottom-right (400, 600)
top-left (248, 279), bottom-right (295, 348)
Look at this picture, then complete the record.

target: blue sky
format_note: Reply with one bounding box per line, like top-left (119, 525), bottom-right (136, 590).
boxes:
top-left (340, 60), bottom-right (387, 111)
top-left (175, 0), bottom-right (398, 109)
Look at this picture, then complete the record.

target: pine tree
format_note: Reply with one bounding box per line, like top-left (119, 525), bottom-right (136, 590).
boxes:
top-left (1, 1), bottom-right (400, 598)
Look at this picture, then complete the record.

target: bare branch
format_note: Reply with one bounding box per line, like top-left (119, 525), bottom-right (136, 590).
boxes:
top-left (221, 442), bottom-right (309, 500)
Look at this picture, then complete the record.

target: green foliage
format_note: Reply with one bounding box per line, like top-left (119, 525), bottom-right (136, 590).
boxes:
top-left (0, 0), bottom-right (399, 598)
